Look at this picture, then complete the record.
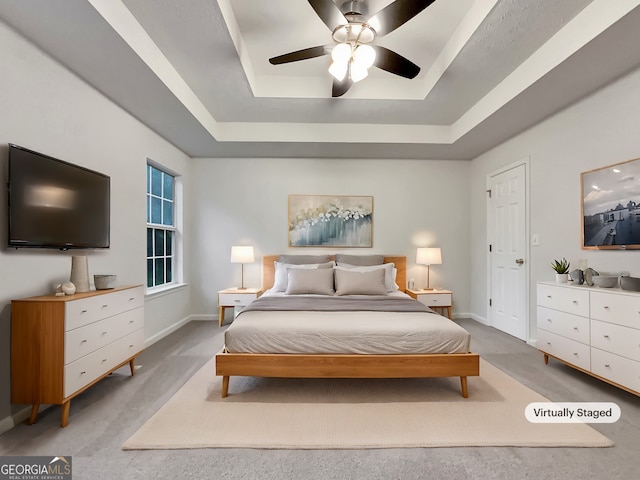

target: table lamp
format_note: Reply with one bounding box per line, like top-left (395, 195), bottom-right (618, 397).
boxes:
top-left (230, 246), bottom-right (254, 289)
top-left (416, 247), bottom-right (442, 290)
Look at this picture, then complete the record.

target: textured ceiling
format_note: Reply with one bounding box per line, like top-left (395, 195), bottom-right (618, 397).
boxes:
top-left (2, 0), bottom-right (640, 159)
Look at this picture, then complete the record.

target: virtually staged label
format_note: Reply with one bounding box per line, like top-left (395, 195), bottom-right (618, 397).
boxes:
top-left (525, 402), bottom-right (621, 423)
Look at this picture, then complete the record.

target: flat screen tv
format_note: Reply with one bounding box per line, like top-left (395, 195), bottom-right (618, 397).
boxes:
top-left (8, 143), bottom-right (110, 249)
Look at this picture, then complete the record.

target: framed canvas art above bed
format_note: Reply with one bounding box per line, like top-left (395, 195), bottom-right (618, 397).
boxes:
top-left (288, 194), bottom-right (373, 247)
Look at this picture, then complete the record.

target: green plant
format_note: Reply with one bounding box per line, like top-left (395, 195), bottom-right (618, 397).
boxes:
top-left (551, 257), bottom-right (570, 274)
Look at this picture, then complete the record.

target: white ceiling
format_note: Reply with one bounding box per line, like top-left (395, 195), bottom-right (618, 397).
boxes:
top-left (2, 0), bottom-right (640, 159)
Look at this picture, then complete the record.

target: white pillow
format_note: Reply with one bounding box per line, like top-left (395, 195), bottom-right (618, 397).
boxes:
top-left (335, 263), bottom-right (398, 292)
top-left (273, 261), bottom-right (334, 292)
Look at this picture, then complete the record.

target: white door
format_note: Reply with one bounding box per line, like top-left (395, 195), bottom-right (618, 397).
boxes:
top-left (488, 163), bottom-right (528, 340)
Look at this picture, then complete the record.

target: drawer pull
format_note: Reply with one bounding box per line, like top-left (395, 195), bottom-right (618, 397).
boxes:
top-left (129, 297), bottom-right (135, 301)
top-left (129, 344), bottom-right (134, 348)
top-left (604, 306), bottom-right (610, 309)
top-left (81, 309), bottom-right (88, 314)
top-left (604, 364), bottom-right (610, 368)
top-left (547, 295), bottom-right (552, 298)
top-left (603, 335), bottom-right (610, 339)
top-left (547, 318), bottom-right (552, 322)
top-left (572, 300), bottom-right (578, 304)
top-left (546, 342), bottom-right (552, 346)
top-left (573, 327), bottom-right (578, 330)
top-left (234, 299), bottom-right (241, 303)
top-left (102, 331), bottom-right (108, 335)
top-left (129, 320), bottom-right (135, 324)
top-left (102, 304), bottom-right (109, 308)
top-left (102, 358), bottom-right (108, 363)
top-left (81, 339), bottom-right (87, 343)
top-left (573, 352), bottom-right (578, 356)
top-left (80, 371), bottom-right (86, 375)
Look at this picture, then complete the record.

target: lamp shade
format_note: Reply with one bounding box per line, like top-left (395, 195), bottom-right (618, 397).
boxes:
top-left (416, 247), bottom-right (442, 266)
top-left (230, 246), bottom-right (254, 264)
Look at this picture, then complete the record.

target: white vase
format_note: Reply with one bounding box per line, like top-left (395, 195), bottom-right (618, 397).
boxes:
top-left (555, 273), bottom-right (569, 283)
top-left (70, 256), bottom-right (90, 292)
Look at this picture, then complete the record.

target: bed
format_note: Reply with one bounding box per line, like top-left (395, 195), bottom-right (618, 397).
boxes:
top-left (215, 255), bottom-right (479, 397)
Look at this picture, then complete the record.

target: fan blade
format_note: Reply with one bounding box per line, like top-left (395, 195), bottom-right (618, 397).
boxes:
top-left (269, 45), bottom-right (332, 65)
top-left (367, 0), bottom-right (436, 37)
top-left (308, 0), bottom-right (348, 31)
top-left (372, 45), bottom-right (420, 79)
top-left (332, 76), bottom-right (353, 97)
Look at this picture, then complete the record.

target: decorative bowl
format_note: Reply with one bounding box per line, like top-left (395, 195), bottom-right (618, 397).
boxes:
top-left (591, 276), bottom-right (618, 288)
top-left (620, 276), bottom-right (640, 292)
top-left (94, 274), bottom-right (117, 290)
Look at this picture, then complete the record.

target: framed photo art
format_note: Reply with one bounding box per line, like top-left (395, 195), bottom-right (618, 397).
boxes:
top-left (581, 157), bottom-right (640, 249)
top-left (288, 195), bottom-right (373, 247)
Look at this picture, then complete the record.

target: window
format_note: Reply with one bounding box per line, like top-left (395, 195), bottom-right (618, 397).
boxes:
top-left (146, 162), bottom-right (180, 290)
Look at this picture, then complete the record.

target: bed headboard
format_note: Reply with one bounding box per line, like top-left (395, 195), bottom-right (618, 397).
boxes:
top-left (261, 255), bottom-right (407, 293)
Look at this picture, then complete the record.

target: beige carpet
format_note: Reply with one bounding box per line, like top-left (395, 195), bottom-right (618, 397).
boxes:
top-left (122, 357), bottom-right (613, 450)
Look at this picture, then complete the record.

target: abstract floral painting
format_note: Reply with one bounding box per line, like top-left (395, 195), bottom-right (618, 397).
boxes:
top-left (288, 195), bottom-right (373, 247)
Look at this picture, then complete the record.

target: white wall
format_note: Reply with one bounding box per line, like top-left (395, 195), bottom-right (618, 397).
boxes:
top-left (189, 157), bottom-right (472, 318)
top-left (469, 65), bottom-right (640, 341)
top-left (0, 20), bottom-right (193, 426)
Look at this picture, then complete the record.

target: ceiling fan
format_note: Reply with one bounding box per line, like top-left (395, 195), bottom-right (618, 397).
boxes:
top-left (269, 0), bottom-right (436, 97)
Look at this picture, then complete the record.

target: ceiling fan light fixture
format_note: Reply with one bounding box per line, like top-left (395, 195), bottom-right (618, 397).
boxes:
top-left (331, 42), bottom-right (352, 64)
top-left (353, 44), bottom-right (375, 69)
top-left (329, 61), bottom-right (348, 81)
top-left (350, 62), bottom-right (368, 83)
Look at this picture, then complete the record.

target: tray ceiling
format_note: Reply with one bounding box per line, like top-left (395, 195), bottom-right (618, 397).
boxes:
top-left (2, 0), bottom-right (640, 159)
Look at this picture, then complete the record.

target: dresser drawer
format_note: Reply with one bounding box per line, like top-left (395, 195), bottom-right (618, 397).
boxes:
top-left (218, 293), bottom-right (256, 307)
top-left (65, 286), bottom-right (144, 331)
top-left (537, 306), bottom-right (590, 344)
top-left (64, 328), bottom-right (144, 397)
top-left (591, 319), bottom-right (640, 362)
top-left (590, 290), bottom-right (640, 328)
top-left (417, 293), bottom-right (451, 307)
top-left (538, 329), bottom-right (590, 371)
top-left (591, 347), bottom-right (640, 394)
top-left (65, 307), bottom-right (144, 364)
top-left (537, 284), bottom-right (589, 317)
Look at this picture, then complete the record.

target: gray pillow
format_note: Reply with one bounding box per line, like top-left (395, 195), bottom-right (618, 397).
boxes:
top-left (334, 268), bottom-right (387, 296)
top-left (278, 254), bottom-right (332, 265)
top-left (335, 254), bottom-right (384, 266)
top-left (285, 268), bottom-right (335, 295)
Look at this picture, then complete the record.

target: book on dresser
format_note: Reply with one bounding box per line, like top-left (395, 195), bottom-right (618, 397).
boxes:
top-left (537, 281), bottom-right (640, 396)
top-left (11, 285), bottom-right (145, 427)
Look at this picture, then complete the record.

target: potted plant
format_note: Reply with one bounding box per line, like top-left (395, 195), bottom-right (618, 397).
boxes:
top-left (551, 258), bottom-right (570, 283)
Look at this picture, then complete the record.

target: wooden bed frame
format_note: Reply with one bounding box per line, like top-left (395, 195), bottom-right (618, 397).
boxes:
top-left (216, 255), bottom-right (480, 398)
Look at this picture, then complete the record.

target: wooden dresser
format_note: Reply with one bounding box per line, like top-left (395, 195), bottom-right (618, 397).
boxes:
top-left (11, 285), bottom-right (145, 427)
top-left (537, 281), bottom-right (640, 396)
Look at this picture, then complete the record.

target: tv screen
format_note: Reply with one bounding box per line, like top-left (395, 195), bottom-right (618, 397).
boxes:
top-left (8, 144), bottom-right (110, 249)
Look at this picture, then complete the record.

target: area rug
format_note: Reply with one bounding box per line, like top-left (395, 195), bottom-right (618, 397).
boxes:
top-left (122, 357), bottom-right (613, 450)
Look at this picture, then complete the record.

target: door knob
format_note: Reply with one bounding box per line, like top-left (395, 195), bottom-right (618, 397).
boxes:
top-left (515, 258), bottom-right (524, 265)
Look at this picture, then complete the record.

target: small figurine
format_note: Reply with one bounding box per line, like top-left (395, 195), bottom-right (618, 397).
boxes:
top-left (569, 269), bottom-right (584, 285)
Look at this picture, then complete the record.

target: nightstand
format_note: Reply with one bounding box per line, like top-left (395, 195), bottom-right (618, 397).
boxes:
top-left (407, 288), bottom-right (453, 319)
top-left (217, 288), bottom-right (262, 326)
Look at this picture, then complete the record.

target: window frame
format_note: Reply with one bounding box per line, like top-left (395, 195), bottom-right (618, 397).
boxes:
top-left (146, 160), bottom-right (183, 294)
